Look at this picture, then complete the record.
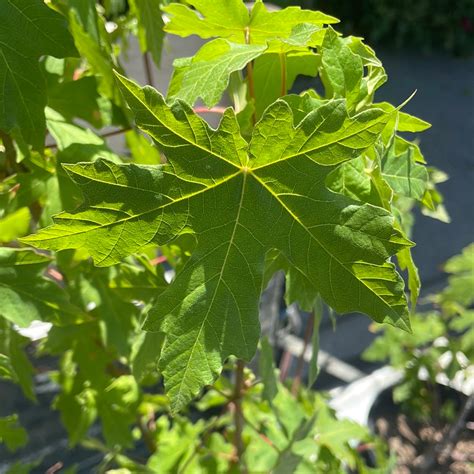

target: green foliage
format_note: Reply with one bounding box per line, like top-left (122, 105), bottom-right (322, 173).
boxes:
top-left (0, 0), bottom-right (78, 149)
top-left (0, 415), bottom-right (28, 452)
top-left (0, 0), bottom-right (445, 470)
top-left (364, 244), bottom-right (474, 420)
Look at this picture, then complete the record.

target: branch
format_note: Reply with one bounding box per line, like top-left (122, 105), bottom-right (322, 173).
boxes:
top-left (143, 52), bottom-right (155, 88)
top-left (193, 106), bottom-right (227, 115)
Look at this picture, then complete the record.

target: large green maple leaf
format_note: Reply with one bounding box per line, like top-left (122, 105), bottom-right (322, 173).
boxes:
top-left (163, 0), bottom-right (338, 43)
top-left (23, 75), bottom-right (412, 411)
top-left (0, 0), bottom-right (78, 149)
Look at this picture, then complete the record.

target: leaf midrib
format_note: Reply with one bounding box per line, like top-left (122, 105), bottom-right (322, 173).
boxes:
top-left (168, 172), bottom-right (250, 409)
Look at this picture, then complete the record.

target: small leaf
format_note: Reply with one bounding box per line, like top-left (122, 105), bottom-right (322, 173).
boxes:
top-left (0, 415), bottom-right (28, 452)
top-left (68, 11), bottom-right (122, 104)
top-left (382, 145), bottom-right (428, 201)
top-left (397, 247), bottom-right (421, 311)
top-left (130, 0), bottom-right (165, 67)
top-left (254, 52), bottom-right (320, 117)
top-left (320, 27), bottom-right (364, 108)
top-left (168, 39), bottom-right (266, 107)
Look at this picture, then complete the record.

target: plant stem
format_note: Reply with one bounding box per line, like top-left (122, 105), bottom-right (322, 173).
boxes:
top-left (291, 312), bottom-right (314, 396)
top-left (143, 52), bottom-right (155, 87)
top-left (244, 27), bottom-right (257, 126)
top-left (193, 106), bottom-right (227, 115)
top-left (279, 52), bottom-right (287, 97)
top-left (233, 359), bottom-right (247, 472)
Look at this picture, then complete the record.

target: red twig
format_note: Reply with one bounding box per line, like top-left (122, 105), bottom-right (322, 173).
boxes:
top-left (193, 106), bottom-right (227, 114)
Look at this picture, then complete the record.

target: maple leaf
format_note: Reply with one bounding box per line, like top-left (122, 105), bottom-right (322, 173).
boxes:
top-left (0, 0), bottom-right (78, 149)
top-left (163, 0), bottom-right (338, 43)
top-left (23, 75), bottom-right (412, 411)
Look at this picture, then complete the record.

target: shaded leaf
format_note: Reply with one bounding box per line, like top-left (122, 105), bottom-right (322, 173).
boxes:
top-left (0, 247), bottom-right (84, 327)
top-left (0, 319), bottom-right (36, 400)
top-left (0, 0), bottom-right (77, 149)
top-left (130, 0), bottom-right (165, 67)
top-left (0, 415), bottom-right (28, 452)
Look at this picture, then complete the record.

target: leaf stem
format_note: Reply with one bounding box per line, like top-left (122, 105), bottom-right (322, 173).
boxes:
top-left (244, 27), bottom-right (257, 126)
top-left (193, 106), bottom-right (227, 115)
top-left (279, 52), bottom-right (287, 97)
top-left (143, 52), bottom-right (155, 88)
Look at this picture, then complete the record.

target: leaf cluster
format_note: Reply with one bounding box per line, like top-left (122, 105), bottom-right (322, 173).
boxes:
top-left (364, 243), bottom-right (474, 420)
top-left (0, 0), bottom-right (448, 470)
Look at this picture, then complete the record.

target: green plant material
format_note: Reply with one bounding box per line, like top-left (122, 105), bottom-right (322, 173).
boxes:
top-left (47, 76), bottom-right (114, 129)
top-left (0, 0), bottom-right (78, 149)
top-left (0, 247), bottom-right (83, 327)
top-left (129, 0), bottom-right (165, 67)
top-left (440, 243), bottom-right (474, 308)
top-left (320, 27), bottom-right (364, 109)
top-left (259, 337), bottom-right (278, 403)
top-left (125, 130), bottom-right (162, 165)
top-left (364, 243), bottom-right (474, 420)
top-left (397, 247), bottom-right (421, 311)
top-left (0, 415), bottom-right (28, 452)
top-left (0, 0), bottom-right (441, 468)
top-left (0, 319), bottom-right (36, 400)
top-left (131, 331), bottom-right (165, 383)
top-left (0, 207), bottom-right (31, 243)
top-left (23, 73), bottom-right (413, 411)
top-left (381, 145), bottom-right (428, 201)
top-left (163, 0), bottom-right (338, 43)
top-left (308, 295), bottom-right (323, 387)
top-left (253, 51), bottom-right (320, 117)
top-left (68, 11), bottom-right (122, 104)
top-left (168, 39), bottom-right (266, 107)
